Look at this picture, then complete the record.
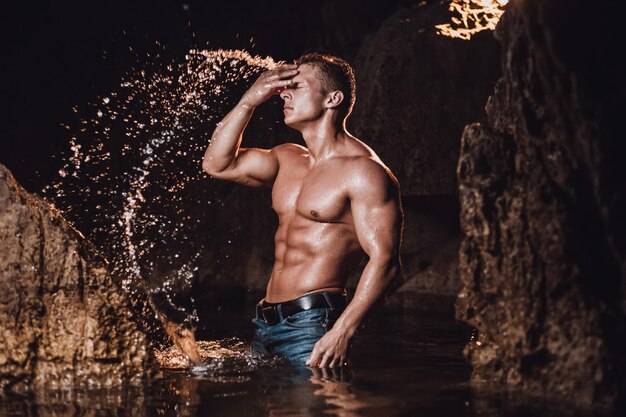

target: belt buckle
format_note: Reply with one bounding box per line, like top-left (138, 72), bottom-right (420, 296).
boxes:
top-left (261, 306), bottom-right (279, 325)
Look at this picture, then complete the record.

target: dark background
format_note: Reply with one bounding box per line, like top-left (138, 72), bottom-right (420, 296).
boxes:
top-left (0, 0), bottom-right (420, 192)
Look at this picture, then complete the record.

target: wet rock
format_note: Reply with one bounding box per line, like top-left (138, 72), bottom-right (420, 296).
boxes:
top-left (0, 163), bottom-right (153, 393)
top-left (456, 0), bottom-right (625, 407)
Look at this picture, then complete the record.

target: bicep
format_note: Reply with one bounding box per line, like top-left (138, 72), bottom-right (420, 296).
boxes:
top-left (350, 174), bottom-right (403, 259)
top-left (217, 147), bottom-right (279, 187)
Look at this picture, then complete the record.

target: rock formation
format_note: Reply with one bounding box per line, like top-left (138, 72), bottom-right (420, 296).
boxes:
top-left (456, 0), bottom-right (624, 407)
top-left (0, 163), bottom-right (152, 394)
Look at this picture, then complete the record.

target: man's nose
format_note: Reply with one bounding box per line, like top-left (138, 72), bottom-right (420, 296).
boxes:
top-left (280, 89), bottom-right (290, 101)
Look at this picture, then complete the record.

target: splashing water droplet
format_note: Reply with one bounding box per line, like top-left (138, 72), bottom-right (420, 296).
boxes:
top-left (44, 49), bottom-right (278, 344)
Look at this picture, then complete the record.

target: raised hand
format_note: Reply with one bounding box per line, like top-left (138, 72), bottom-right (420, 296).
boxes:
top-left (240, 64), bottom-right (299, 108)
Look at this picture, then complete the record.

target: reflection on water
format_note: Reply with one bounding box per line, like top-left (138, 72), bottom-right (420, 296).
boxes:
top-left (1, 306), bottom-right (601, 417)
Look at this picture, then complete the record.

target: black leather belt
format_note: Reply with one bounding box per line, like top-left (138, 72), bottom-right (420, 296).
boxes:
top-left (256, 291), bottom-right (347, 325)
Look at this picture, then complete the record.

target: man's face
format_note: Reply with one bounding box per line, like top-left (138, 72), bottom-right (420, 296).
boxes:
top-left (280, 64), bottom-right (327, 129)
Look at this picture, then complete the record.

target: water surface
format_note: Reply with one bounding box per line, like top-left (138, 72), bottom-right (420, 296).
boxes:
top-left (3, 304), bottom-right (600, 417)
top-left (2, 305), bottom-right (473, 416)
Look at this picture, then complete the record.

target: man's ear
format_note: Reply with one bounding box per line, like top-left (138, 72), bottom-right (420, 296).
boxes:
top-left (325, 91), bottom-right (344, 109)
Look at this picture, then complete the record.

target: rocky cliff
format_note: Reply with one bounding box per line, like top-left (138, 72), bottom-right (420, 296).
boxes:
top-left (456, 0), bottom-right (624, 406)
top-left (0, 163), bottom-right (152, 393)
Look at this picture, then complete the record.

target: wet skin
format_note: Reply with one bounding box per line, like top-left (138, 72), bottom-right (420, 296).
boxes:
top-left (203, 63), bottom-right (403, 368)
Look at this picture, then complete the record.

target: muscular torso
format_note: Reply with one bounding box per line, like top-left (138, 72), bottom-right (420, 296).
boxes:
top-left (265, 144), bottom-right (369, 302)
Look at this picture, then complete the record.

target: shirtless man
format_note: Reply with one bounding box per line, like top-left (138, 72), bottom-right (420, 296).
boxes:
top-left (202, 53), bottom-right (402, 368)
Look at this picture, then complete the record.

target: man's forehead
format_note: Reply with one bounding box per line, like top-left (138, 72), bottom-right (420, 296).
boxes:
top-left (294, 64), bottom-right (319, 83)
top-left (296, 63), bottom-right (316, 71)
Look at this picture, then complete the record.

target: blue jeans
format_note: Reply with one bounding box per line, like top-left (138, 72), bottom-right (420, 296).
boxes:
top-left (252, 307), bottom-right (341, 365)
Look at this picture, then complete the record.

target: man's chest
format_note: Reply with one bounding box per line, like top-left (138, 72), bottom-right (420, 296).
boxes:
top-left (271, 164), bottom-right (350, 223)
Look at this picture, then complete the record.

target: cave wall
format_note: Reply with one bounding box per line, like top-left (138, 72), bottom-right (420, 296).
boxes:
top-left (456, 0), bottom-right (625, 406)
top-left (350, 3), bottom-right (499, 196)
top-left (0, 163), bottom-right (153, 394)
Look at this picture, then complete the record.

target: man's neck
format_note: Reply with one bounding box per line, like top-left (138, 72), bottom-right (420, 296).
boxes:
top-left (299, 118), bottom-right (348, 164)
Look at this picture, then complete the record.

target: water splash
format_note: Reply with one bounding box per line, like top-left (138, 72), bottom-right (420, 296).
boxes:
top-left (44, 49), bottom-right (278, 340)
top-left (435, 0), bottom-right (509, 40)
top-left (155, 338), bottom-right (282, 372)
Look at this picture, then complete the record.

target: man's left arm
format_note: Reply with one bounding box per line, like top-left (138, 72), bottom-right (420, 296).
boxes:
top-left (307, 162), bottom-right (403, 368)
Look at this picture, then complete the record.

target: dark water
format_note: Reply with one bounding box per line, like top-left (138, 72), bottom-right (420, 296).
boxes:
top-left (0, 304), bottom-right (608, 417)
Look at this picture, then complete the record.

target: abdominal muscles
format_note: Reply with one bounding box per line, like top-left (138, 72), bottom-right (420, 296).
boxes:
top-left (266, 216), bottom-right (363, 302)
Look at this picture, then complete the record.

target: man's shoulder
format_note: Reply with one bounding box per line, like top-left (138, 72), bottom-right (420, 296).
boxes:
top-left (348, 155), bottom-right (395, 178)
top-left (341, 154), bottom-right (400, 196)
top-left (271, 143), bottom-right (308, 155)
top-left (270, 143), bottom-right (308, 162)
top-left (339, 137), bottom-right (390, 173)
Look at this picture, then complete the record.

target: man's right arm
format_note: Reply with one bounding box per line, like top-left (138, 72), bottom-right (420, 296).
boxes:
top-left (201, 64), bottom-right (299, 187)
